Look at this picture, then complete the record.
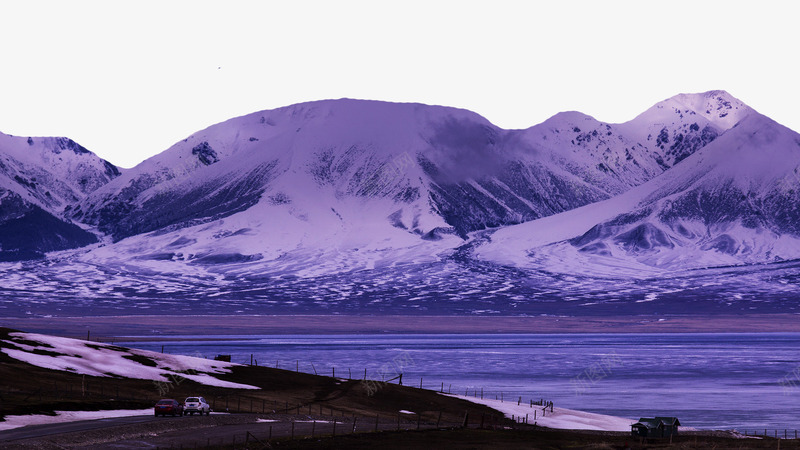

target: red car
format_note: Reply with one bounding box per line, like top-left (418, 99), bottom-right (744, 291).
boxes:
top-left (154, 399), bottom-right (184, 417)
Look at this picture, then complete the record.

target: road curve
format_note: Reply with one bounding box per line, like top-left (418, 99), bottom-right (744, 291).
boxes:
top-left (0, 413), bottom-right (163, 442)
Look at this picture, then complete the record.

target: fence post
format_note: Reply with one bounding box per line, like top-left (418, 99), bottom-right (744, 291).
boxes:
top-left (352, 417), bottom-right (358, 433)
top-left (375, 414), bottom-right (379, 432)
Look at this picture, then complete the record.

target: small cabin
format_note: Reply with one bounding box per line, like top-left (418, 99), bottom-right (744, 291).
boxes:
top-left (631, 417), bottom-right (680, 438)
top-left (214, 354), bottom-right (232, 362)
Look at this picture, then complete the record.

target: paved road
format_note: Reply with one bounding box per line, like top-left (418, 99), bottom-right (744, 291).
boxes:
top-left (0, 413), bottom-right (164, 442)
top-left (0, 412), bottom-right (456, 448)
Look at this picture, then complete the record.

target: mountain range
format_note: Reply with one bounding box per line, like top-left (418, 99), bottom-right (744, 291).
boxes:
top-left (2, 90), bottom-right (799, 317)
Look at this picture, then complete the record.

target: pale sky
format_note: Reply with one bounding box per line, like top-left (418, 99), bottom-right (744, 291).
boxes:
top-left (1, 0), bottom-right (798, 168)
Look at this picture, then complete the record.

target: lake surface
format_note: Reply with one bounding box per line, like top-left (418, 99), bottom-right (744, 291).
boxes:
top-left (117, 333), bottom-right (800, 431)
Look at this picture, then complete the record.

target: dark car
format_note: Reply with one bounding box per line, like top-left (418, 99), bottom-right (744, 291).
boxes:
top-left (154, 399), bottom-right (184, 417)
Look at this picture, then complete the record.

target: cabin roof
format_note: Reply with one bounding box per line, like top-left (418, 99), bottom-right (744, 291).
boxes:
top-left (633, 417), bottom-right (680, 429)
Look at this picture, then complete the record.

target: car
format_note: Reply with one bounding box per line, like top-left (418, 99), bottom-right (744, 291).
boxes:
top-left (154, 399), bottom-right (183, 417)
top-left (183, 396), bottom-right (211, 415)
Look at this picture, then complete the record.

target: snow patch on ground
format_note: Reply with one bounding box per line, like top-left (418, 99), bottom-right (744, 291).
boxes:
top-left (0, 332), bottom-right (258, 390)
top-left (0, 409), bottom-right (152, 431)
top-left (449, 395), bottom-right (634, 432)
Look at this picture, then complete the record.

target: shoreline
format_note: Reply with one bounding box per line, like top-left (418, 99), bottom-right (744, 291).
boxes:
top-left (2, 313), bottom-right (799, 339)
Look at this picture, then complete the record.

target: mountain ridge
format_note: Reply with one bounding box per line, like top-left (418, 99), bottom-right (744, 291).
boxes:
top-left (0, 131), bottom-right (120, 260)
top-left (1, 91), bottom-right (799, 318)
top-left (476, 108), bottom-right (800, 276)
top-left (69, 92), bottom-right (740, 246)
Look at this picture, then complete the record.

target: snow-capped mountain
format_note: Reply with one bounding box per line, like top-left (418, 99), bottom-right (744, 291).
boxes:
top-left (0, 132), bottom-right (121, 260)
top-left (477, 96), bottom-right (800, 276)
top-left (66, 95), bottom-right (728, 273)
top-left (2, 90), bottom-right (799, 317)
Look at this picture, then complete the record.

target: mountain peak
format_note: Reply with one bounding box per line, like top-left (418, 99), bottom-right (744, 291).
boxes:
top-left (666, 90), bottom-right (753, 131)
top-left (623, 90), bottom-right (753, 134)
top-left (261, 98), bottom-right (495, 128)
top-left (541, 111), bottom-right (598, 128)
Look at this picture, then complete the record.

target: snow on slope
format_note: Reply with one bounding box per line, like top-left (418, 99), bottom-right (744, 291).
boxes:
top-left (617, 90), bottom-right (749, 167)
top-left (2, 91), bottom-right (791, 302)
top-left (66, 96), bottom-right (730, 276)
top-left (0, 409), bottom-right (154, 431)
top-left (476, 100), bottom-right (800, 276)
top-left (0, 331), bottom-right (257, 389)
top-left (0, 132), bottom-right (121, 261)
top-left (450, 395), bottom-right (634, 431)
top-left (72, 100), bottom-right (474, 241)
top-left (0, 131), bottom-right (120, 211)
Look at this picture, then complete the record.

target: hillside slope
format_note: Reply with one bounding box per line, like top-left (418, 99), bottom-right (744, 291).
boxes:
top-left (0, 132), bottom-right (120, 260)
top-left (477, 110), bottom-right (800, 276)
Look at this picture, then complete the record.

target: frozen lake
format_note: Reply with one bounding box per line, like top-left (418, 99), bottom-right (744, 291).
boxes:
top-left (117, 333), bottom-right (800, 431)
